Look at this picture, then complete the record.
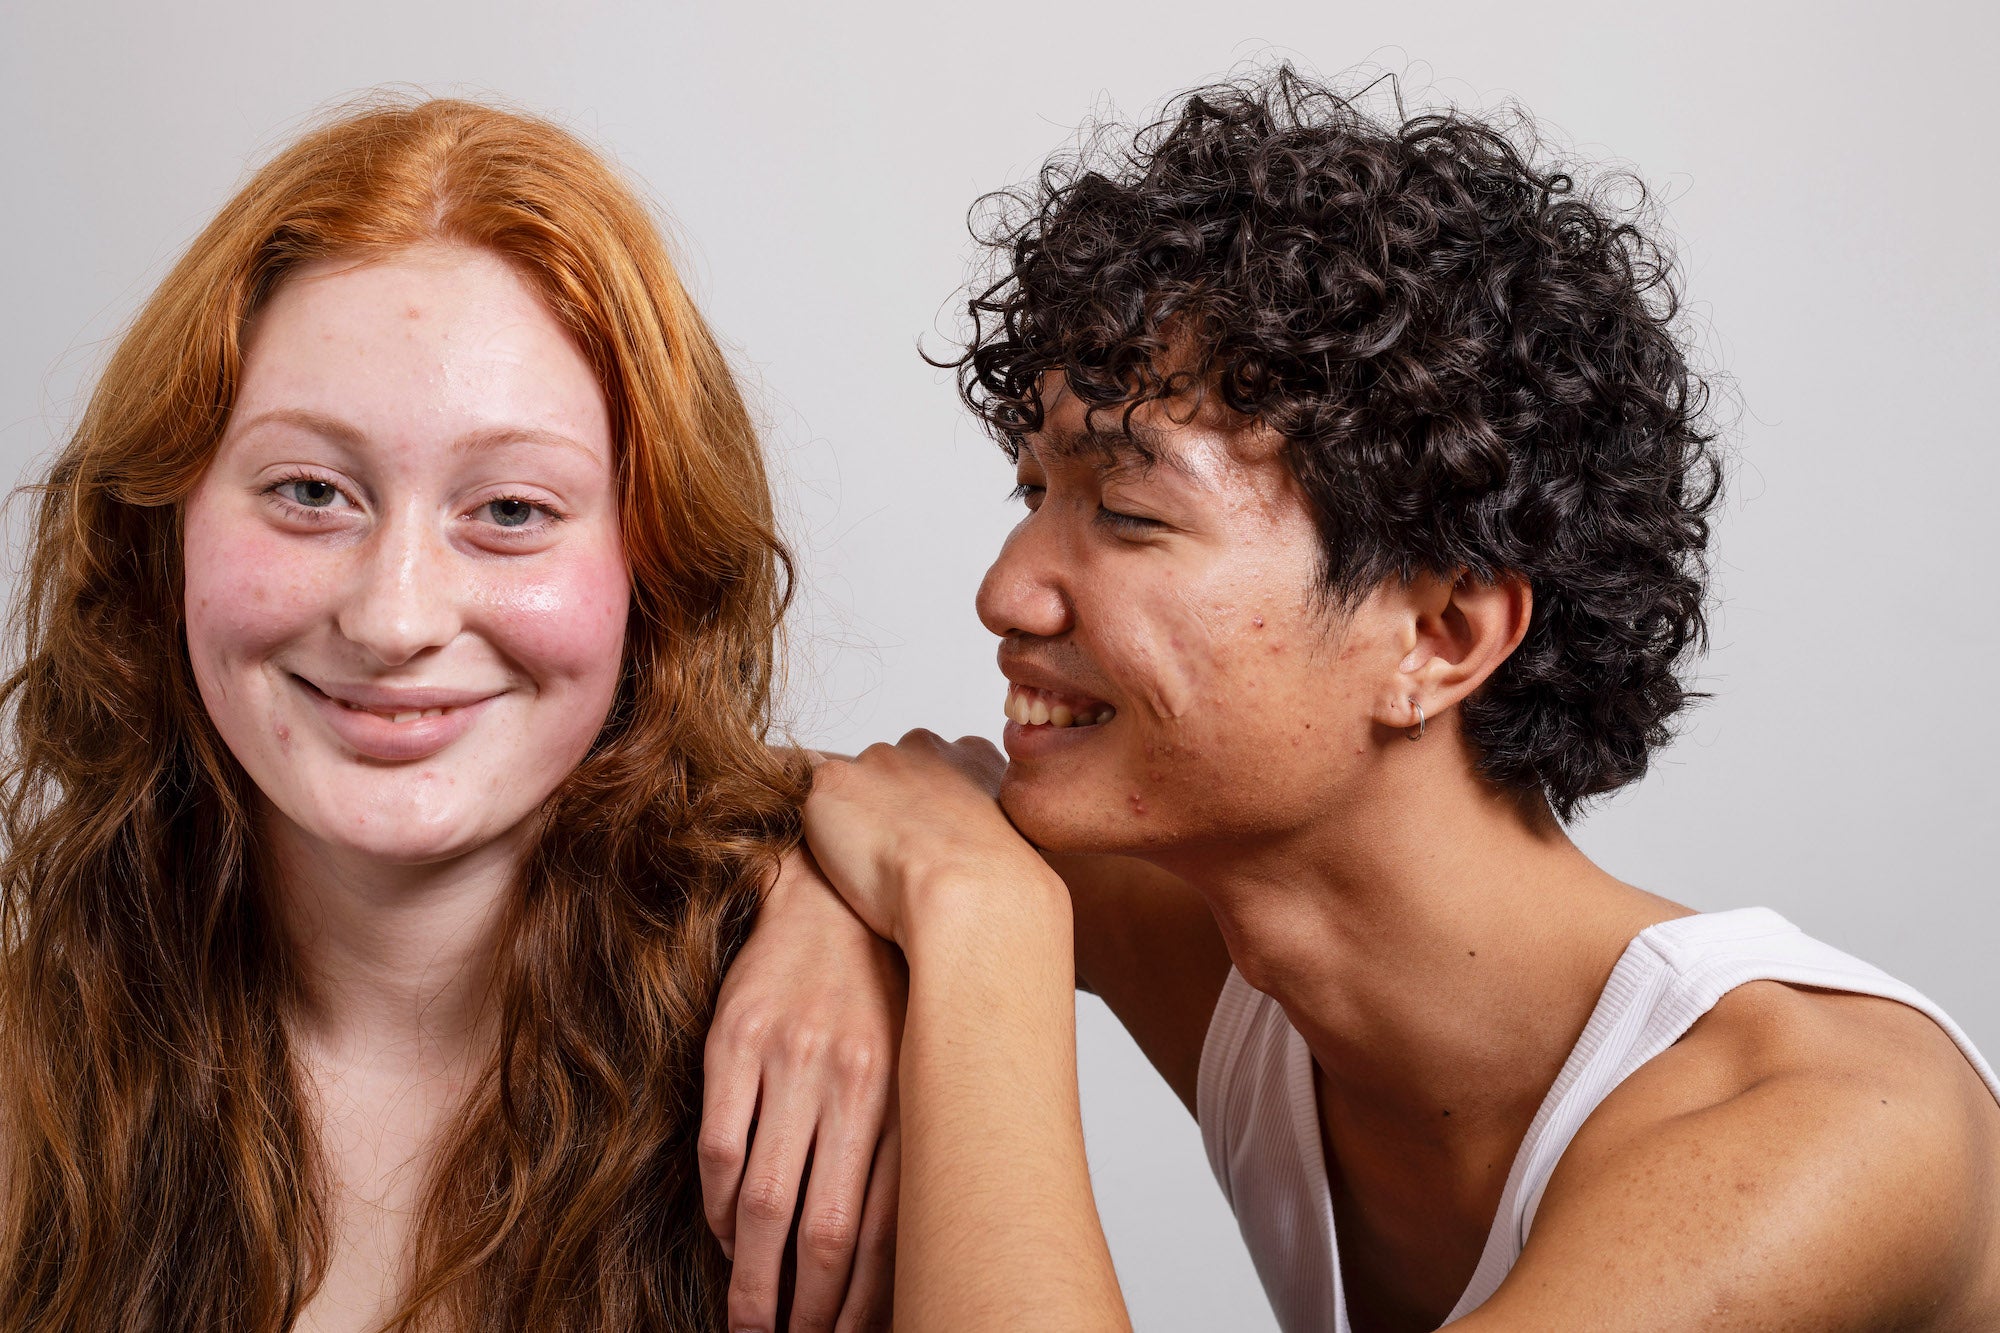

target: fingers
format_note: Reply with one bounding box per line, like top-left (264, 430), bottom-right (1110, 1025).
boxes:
top-left (786, 1090), bottom-right (888, 1331)
top-left (727, 1079), bottom-right (817, 1333)
top-left (699, 1012), bottom-right (766, 1260)
top-left (833, 1108), bottom-right (900, 1333)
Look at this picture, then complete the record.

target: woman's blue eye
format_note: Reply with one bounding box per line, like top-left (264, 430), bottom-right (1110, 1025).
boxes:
top-left (485, 498), bottom-right (538, 528)
top-left (286, 479), bottom-right (340, 508)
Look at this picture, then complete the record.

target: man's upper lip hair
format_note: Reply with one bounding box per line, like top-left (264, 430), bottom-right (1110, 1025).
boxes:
top-left (996, 653), bottom-right (1110, 703)
top-left (298, 676), bottom-right (497, 711)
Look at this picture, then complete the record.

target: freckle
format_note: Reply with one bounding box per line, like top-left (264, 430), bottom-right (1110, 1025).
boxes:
top-left (1442, 1109), bottom-right (1452, 1117)
top-left (1468, 950), bottom-right (1476, 957)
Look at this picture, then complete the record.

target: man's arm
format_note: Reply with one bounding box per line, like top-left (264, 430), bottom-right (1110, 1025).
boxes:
top-left (803, 734), bottom-right (1132, 1333)
top-left (1045, 852), bottom-right (1233, 1115)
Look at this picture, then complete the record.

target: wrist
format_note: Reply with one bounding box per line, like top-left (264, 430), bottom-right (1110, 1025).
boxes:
top-left (897, 859), bottom-right (1072, 958)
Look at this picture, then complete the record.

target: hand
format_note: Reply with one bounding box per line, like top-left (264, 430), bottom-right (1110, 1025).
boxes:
top-left (803, 731), bottom-right (1054, 947)
top-left (701, 846), bottom-right (907, 1333)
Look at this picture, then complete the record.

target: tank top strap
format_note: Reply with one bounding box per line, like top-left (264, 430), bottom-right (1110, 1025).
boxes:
top-left (1445, 907), bottom-right (2000, 1321)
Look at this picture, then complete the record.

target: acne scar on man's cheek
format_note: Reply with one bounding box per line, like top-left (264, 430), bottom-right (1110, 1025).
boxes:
top-left (1099, 582), bottom-right (1220, 721)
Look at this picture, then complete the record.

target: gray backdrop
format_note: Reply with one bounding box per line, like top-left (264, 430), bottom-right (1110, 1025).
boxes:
top-left (4, 2), bottom-right (1993, 1328)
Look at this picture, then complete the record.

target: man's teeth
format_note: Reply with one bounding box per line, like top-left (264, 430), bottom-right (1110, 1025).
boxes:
top-left (1004, 685), bottom-right (1115, 728)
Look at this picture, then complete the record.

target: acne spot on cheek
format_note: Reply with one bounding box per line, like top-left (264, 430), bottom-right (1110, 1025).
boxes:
top-left (1127, 792), bottom-right (1148, 817)
top-left (1252, 616), bottom-right (1264, 629)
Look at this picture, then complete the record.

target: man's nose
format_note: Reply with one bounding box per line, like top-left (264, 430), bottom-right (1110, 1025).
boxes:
top-left (335, 508), bottom-right (462, 667)
top-left (975, 520), bottom-right (1074, 641)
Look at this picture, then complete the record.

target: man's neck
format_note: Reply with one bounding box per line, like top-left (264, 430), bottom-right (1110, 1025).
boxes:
top-left (1152, 752), bottom-right (1688, 1140)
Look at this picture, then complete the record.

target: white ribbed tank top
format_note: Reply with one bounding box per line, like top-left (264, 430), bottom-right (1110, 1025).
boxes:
top-left (1196, 907), bottom-right (2000, 1332)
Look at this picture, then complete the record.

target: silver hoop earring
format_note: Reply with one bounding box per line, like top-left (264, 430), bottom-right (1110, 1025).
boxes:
top-left (1405, 700), bottom-right (1425, 742)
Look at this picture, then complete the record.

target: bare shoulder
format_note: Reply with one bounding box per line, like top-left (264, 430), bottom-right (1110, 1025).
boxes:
top-left (1467, 981), bottom-right (2000, 1331)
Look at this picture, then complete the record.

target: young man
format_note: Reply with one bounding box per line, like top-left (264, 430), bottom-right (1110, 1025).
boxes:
top-left (799, 70), bottom-right (2000, 1332)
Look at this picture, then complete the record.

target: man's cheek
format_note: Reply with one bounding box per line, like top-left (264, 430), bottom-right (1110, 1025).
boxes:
top-left (1096, 585), bottom-right (1224, 722)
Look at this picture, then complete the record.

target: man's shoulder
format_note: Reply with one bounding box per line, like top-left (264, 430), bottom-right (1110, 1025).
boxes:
top-left (1474, 980), bottom-right (2000, 1330)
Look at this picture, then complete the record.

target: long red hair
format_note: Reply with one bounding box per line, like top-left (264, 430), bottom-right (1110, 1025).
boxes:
top-left (0, 97), bottom-right (806, 1330)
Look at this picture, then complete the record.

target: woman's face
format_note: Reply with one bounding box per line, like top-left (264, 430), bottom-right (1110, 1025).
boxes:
top-left (183, 244), bottom-right (630, 869)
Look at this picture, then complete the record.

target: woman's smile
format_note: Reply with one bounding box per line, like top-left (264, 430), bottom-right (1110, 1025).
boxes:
top-left (290, 672), bottom-right (507, 763)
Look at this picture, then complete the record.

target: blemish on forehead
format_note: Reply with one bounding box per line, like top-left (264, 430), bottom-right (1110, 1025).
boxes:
top-left (405, 306), bottom-right (423, 320)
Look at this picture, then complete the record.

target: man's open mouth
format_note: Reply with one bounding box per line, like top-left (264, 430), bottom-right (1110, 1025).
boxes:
top-left (1004, 683), bottom-right (1117, 729)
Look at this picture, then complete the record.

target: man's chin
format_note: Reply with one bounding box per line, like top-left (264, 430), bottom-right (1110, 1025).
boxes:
top-left (999, 772), bottom-right (1154, 857)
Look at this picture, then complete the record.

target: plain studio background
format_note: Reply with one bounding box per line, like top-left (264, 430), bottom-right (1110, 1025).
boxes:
top-left (4, 1), bottom-right (1993, 1326)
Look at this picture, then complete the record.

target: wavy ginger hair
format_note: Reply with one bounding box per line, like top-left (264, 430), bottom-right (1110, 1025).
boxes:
top-left (0, 98), bottom-right (807, 1330)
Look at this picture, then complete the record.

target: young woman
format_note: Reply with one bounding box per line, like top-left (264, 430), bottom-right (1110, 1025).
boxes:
top-left (798, 70), bottom-right (2000, 1331)
top-left (0, 99), bottom-right (900, 1332)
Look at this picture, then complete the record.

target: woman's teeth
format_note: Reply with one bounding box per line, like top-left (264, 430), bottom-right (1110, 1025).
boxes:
top-left (337, 699), bottom-right (450, 723)
top-left (1005, 684), bottom-right (1116, 729)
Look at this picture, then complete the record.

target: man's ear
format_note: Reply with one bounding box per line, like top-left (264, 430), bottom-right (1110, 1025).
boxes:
top-left (1374, 571), bottom-right (1532, 734)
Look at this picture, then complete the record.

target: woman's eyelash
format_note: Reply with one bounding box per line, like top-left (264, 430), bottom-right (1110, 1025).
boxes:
top-left (264, 473), bottom-right (349, 514)
top-left (261, 476), bottom-right (564, 531)
top-left (1007, 483), bottom-right (1041, 503)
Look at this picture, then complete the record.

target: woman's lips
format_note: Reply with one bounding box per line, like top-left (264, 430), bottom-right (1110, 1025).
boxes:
top-left (294, 675), bottom-right (499, 762)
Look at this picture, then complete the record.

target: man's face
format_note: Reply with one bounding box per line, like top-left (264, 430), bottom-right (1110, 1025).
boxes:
top-left (977, 384), bottom-right (1405, 856)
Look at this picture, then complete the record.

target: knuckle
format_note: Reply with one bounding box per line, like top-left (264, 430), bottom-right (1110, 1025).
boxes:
top-left (799, 1207), bottom-right (859, 1269)
top-left (781, 1024), bottom-right (830, 1066)
top-left (738, 1173), bottom-right (796, 1225)
top-left (696, 1128), bottom-right (743, 1175)
top-left (728, 1291), bottom-right (774, 1331)
top-left (832, 1037), bottom-right (881, 1083)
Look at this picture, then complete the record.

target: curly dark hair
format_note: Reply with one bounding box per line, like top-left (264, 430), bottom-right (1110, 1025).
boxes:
top-left (942, 66), bottom-right (1722, 820)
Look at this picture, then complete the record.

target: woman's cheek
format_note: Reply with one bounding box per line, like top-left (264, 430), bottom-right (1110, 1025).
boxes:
top-left (478, 556), bottom-right (629, 693)
top-left (183, 515), bottom-right (326, 679)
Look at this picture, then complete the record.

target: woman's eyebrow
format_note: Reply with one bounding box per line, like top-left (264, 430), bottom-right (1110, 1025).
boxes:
top-left (229, 406), bottom-right (368, 448)
top-left (228, 408), bottom-right (595, 461)
top-left (449, 424), bottom-right (599, 461)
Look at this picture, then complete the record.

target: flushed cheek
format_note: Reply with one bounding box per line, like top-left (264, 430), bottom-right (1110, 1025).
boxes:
top-left (182, 518), bottom-right (332, 701)
top-left (473, 560), bottom-right (628, 694)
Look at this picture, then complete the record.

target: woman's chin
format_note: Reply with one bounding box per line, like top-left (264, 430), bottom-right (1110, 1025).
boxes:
top-left (268, 795), bottom-right (537, 872)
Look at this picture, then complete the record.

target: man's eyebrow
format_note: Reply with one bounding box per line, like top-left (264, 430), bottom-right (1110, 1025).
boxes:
top-left (227, 408), bottom-right (596, 461)
top-left (1032, 422), bottom-right (1195, 479)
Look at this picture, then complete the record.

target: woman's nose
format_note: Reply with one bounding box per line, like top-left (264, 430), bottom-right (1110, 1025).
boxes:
top-left (335, 510), bottom-right (463, 667)
top-left (975, 520), bottom-right (1073, 642)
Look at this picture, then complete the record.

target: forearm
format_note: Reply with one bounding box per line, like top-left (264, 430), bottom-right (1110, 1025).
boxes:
top-left (893, 877), bottom-right (1129, 1333)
